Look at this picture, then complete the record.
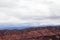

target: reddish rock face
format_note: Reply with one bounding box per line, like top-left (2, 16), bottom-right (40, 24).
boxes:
top-left (0, 26), bottom-right (60, 40)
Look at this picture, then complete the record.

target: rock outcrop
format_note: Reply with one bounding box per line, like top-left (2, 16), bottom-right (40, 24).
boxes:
top-left (0, 26), bottom-right (60, 40)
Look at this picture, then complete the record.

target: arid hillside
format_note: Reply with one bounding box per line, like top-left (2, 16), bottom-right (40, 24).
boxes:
top-left (0, 26), bottom-right (60, 40)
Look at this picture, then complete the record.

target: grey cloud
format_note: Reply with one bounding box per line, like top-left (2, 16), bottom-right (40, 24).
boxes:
top-left (0, 0), bottom-right (19, 8)
top-left (34, 0), bottom-right (60, 18)
top-left (0, 0), bottom-right (60, 20)
top-left (0, 7), bottom-right (32, 19)
top-left (0, 0), bottom-right (32, 19)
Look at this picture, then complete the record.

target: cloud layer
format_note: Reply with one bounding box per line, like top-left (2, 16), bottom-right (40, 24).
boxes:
top-left (0, 0), bottom-right (60, 25)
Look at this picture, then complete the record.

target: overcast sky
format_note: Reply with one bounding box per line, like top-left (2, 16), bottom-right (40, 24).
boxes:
top-left (0, 0), bottom-right (60, 25)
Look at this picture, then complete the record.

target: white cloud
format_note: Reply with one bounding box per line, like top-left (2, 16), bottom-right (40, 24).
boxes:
top-left (0, 0), bottom-right (60, 26)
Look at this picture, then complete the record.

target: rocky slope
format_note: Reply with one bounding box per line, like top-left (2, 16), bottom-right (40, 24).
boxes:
top-left (0, 25), bottom-right (60, 40)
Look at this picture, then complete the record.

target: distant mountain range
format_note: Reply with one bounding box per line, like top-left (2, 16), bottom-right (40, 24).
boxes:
top-left (0, 25), bottom-right (60, 30)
